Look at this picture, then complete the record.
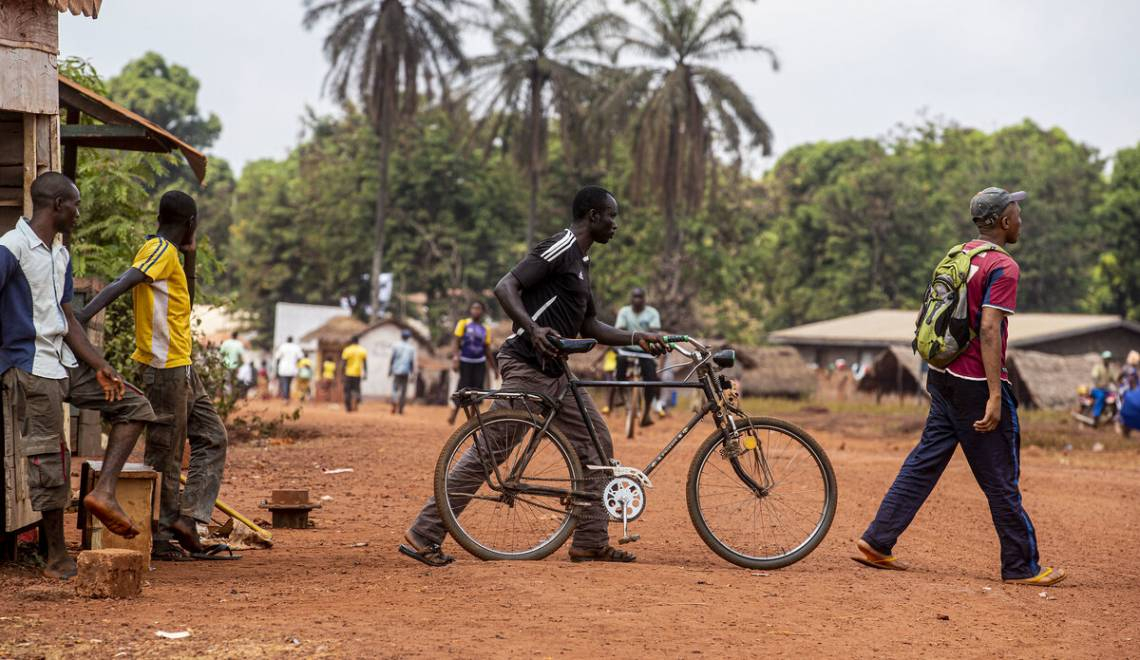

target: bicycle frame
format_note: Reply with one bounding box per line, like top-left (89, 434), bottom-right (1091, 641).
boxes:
top-left (453, 337), bottom-right (752, 497)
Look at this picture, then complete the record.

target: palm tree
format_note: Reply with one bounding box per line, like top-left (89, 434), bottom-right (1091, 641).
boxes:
top-left (601, 0), bottom-right (777, 294)
top-left (467, 0), bottom-right (622, 247)
top-left (303, 0), bottom-right (466, 320)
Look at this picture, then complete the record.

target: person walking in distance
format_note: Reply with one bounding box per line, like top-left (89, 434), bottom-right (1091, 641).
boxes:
top-left (2, 173), bottom-right (158, 579)
top-left (218, 331), bottom-right (244, 394)
top-left (296, 353), bottom-right (314, 402)
top-left (399, 186), bottom-right (669, 566)
top-left (274, 336), bottom-right (303, 400)
top-left (341, 335), bottom-right (367, 412)
top-left (854, 187), bottom-right (1065, 586)
top-left (78, 190), bottom-right (237, 561)
top-left (319, 355), bottom-right (337, 402)
top-left (389, 329), bottom-right (416, 415)
top-left (448, 301), bottom-right (498, 424)
top-left (614, 287), bottom-right (664, 426)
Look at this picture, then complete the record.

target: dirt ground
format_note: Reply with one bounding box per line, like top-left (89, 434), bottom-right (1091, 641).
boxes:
top-left (2, 398), bottom-right (1139, 659)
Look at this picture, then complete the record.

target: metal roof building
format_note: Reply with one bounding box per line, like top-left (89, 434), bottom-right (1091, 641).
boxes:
top-left (769, 309), bottom-right (1140, 368)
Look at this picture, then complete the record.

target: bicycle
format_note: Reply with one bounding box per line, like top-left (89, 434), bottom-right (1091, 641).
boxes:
top-left (612, 346), bottom-right (657, 439)
top-left (438, 335), bottom-right (837, 570)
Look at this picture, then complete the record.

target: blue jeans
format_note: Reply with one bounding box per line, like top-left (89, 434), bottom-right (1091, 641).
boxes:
top-left (862, 370), bottom-right (1041, 580)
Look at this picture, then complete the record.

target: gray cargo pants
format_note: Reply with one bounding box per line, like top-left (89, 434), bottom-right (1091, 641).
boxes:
top-left (140, 365), bottom-right (228, 541)
top-left (409, 353), bottom-right (613, 551)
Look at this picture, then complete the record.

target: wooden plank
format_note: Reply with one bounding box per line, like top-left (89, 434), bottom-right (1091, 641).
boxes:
top-left (60, 124), bottom-right (149, 140)
top-left (35, 113), bottom-right (50, 173)
top-left (48, 113), bottom-right (59, 171)
top-left (0, 1), bottom-right (59, 53)
top-left (0, 165), bottom-right (20, 186)
top-left (0, 48), bottom-right (59, 114)
top-left (2, 370), bottom-right (41, 534)
top-left (22, 114), bottom-right (34, 216)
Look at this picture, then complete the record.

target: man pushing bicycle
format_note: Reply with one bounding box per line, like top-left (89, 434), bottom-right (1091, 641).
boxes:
top-left (400, 186), bottom-right (669, 566)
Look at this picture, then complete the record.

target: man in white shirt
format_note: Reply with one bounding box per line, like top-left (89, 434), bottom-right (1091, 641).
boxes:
top-left (614, 287), bottom-right (664, 426)
top-left (274, 336), bottom-right (304, 399)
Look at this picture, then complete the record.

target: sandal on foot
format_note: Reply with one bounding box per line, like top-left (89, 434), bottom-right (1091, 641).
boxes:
top-left (398, 533), bottom-right (454, 567)
top-left (851, 538), bottom-right (908, 571)
top-left (568, 545), bottom-right (636, 563)
top-left (152, 544), bottom-right (194, 562)
top-left (190, 543), bottom-right (242, 561)
top-left (1004, 567), bottom-right (1067, 586)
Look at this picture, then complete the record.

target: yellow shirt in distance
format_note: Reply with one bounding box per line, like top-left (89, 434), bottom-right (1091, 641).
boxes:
top-left (130, 236), bottom-right (192, 368)
top-left (322, 359), bottom-right (336, 379)
top-left (342, 343), bottom-right (368, 377)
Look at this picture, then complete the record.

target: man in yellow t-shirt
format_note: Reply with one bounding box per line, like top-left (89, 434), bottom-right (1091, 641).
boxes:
top-left (341, 336), bottom-right (368, 412)
top-left (77, 191), bottom-right (233, 562)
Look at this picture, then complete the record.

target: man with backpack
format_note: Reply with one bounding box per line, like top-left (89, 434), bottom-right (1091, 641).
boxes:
top-left (854, 187), bottom-right (1066, 586)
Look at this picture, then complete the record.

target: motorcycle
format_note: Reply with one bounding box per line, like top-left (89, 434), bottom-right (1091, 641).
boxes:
top-left (1071, 384), bottom-right (1118, 428)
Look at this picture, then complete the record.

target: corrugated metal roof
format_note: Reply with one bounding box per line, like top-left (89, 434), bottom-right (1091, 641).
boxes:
top-left (769, 309), bottom-right (1136, 348)
top-left (45, 0), bottom-right (102, 18)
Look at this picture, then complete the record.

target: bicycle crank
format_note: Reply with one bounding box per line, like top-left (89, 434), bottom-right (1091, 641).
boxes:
top-left (603, 476), bottom-right (646, 544)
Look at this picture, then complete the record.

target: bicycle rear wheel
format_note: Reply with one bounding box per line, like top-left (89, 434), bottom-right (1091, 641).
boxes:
top-left (687, 417), bottom-right (837, 569)
top-left (434, 409), bottom-right (583, 561)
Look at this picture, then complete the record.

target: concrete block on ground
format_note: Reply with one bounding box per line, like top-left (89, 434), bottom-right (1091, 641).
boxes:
top-left (75, 549), bottom-right (145, 598)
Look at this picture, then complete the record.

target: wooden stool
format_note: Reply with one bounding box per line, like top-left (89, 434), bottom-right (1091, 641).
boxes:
top-left (78, 461), bottom-right (159, 569)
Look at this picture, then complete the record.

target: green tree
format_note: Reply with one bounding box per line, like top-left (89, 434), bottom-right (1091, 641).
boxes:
top-left (468, 0), bottom-right (620, 247)
top-left (303, 0), bottom-right (467, 320)
top-left (602, 0), bottom-right (777, 309)
top-left (108, 51), bottom-right (222, 150)
top-left (107, 52), bottom-right (237, 272)
top-left (1089, 143), bottom-right (1140, 320)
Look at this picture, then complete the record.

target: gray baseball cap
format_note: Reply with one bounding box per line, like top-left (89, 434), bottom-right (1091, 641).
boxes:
top-left (970, 187), bottom-right (1027, 223)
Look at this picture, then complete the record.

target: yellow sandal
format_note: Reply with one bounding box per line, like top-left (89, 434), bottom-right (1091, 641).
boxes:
top-left (1004, 566), bottom-right (1067, 586)
top-left (851, 538), bottom-right (909, 571)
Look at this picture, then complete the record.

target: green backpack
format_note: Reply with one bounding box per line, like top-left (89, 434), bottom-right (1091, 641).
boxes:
top-left (912, 242), bottom-right (1009, 367)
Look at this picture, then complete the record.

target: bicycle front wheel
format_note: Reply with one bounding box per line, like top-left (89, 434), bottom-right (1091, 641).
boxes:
top-left (434, 409), bottom-right (583, 561)
top-left (687, 417), bottom-right (837, 569)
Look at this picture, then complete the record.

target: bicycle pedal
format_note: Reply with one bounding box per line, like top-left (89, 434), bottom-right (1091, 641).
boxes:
top-left (618, 535), bottom-right (640, 545)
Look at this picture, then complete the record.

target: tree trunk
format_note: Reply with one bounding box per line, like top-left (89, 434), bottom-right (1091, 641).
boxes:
top-left (527, 72), bottom-right (543, 248)
top-left (370, 132), bottom-right (392, 322)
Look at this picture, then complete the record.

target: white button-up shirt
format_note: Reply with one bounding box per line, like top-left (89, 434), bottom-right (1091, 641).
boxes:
top-left (0, 218), bottom-right (78, 378)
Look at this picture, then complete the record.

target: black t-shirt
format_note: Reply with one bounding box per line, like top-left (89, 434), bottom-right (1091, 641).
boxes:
top-left (499, 229), bottom-right (597, 376)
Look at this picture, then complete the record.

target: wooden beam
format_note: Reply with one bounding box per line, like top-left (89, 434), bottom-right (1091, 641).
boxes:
top-left (22, 114), bottom-right (35, 217)
top-left (60, 124), bottom-right (149, 140)
top-left (62, 107), bottom-right (78, 180)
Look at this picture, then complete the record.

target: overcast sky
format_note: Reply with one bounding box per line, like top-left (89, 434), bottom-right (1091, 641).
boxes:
top-left (60, 0), bottom-right (1140, 176)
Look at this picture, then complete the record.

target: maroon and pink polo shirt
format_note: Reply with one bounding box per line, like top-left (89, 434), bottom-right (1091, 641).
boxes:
top-left (937, 240), bottom-right (1020, 382)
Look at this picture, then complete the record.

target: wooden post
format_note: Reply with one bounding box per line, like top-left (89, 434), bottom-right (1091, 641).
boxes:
top-left (22, 114), bottom-right (35, 217)
top-left (62, 107), bottom-right (78, 180)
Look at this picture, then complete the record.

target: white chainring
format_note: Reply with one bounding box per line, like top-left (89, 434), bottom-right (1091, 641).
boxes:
top-left (603, 476), bottom-right (646, 522)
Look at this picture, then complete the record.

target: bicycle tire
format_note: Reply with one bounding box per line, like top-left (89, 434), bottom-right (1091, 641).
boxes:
top-left (686, 417), bottom-right (837, 570)
top-left (434, 408), bottom-right (584, 561)
top-left (625, 387), bottom-right (640, 439)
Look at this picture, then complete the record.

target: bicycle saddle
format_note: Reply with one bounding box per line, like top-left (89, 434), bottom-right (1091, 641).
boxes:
top-left (548, 337), bottom-right (597, 354)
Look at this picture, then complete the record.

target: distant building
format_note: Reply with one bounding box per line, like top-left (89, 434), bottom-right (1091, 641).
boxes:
top-left (769, 309), bottom-right (1140, 368)
top-left (273, 302), bottom-right (350, 354)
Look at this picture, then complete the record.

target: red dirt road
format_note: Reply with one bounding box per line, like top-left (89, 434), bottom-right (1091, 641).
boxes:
top-left (2, 401), bottom-right (1139, 658)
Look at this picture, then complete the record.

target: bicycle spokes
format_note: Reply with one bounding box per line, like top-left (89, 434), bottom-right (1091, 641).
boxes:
top-left (441, 415), bottom-right (578, 557)
top-left (692, 422), bottom-right (833, 565)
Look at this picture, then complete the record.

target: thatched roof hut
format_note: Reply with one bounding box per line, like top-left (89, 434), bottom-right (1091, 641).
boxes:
top-left (1007, 349), bottom-right (1098, 410)
top-left (301, 315), bottom-right (368, 346)
top-left (732, 346), bottom-right (815, 399)
top-left (857, 346), bottom-right (926, 397)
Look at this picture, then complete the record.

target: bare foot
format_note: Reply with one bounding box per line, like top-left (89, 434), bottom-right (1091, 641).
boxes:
top-left (169, 516), bottom-right (204, 554)
top-left (83, 491), bottom-right (140, 539)
top-left (43, 555), bottom-right (77, 580)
